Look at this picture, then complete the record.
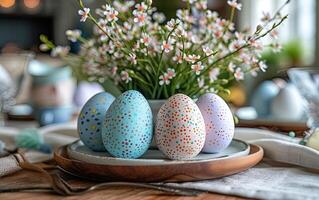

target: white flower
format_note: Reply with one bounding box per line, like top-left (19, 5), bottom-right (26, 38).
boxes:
top-left (129, 53), bottom-right (137, 65)
top-left (173, 52), bottom-right (184, 64)
top-left (113, 1), bottom-right (134, 13)
top-left (140, 33), bottom-right (151, 46)
top-left (229, 40), bottom-right (244, 52)
top-left (202, 46), bottom-right (213, 56)
top-left (111, 66), bottom-right (118, 75)
top-left (197, 78), bottom-right (205, 88)
top-left (135, 2), bottom-right (148, 12)
top-left (182, 0), bottom-right (196, 4)
top-left (228, 62), bottom-right (235, 72)
top-left (78, 8), bottom-right (90, 22)
top-left (166, 19), bottom-right (180, 31)
top-left (234, 68), bottom-right (244, 81)
top-left (153, 12), bottom-right (166, 23)
top-left (248, 39), bottom-right (262, 50)
top-left (209, 68), bottom-right (220, 82)
top-left (191, 62), bottom-right (204, 75)
top-left (51, 46), bottom-right (70, 57)
top-left (195, 0), bottom-right (207, 10)
top-left (270, 30), bottom-right (279, 39)
top-left (174, 25), bottom-right (187, 38)
top-left (227, 0), bottom-right (242, 11)
top-left (104, 6), bottom-right (119, 22)
top-left (159, 73), bottom-right (170, 85)
top-left (39, 44), bottom-right (49, 51)
top-left (258, 61), bottom-right (268, 72)
top-left (261, 12), bottom-right (271, 22)
top-left (185, 54), bottom-right (200, 63)
top-left (133, 11), bottom-right (147, 26)
top-left (65, 29), bottom-right (82, 42)
top-left (121, 71), bottom-right (132, 83)
top-left (167, 68), bottom-right (176, 79)
top-left (161, 41), bottom-right (173, 53)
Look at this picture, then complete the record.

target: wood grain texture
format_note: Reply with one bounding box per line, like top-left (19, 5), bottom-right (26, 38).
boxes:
top-left (54, 145), bottom-right (263, 182)
top-left (0, 186), bottom-right (247, 200)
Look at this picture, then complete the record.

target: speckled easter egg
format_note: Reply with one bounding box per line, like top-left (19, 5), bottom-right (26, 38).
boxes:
top-left (155, 94), bottom-right (206, 160)
top-left (78, 92), bottom-right (115, 152)
top-left (102, 90), bottom-right (153, 159)
top-left (196, 93), bottom-right (234, 153)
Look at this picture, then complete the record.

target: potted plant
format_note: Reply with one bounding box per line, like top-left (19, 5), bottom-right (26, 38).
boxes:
top-left (40, 0), bottom-right (288, 115)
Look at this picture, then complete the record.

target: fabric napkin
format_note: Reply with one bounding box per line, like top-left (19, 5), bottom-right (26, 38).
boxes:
top-left (164, 128), bottom-right (319, 200)
top-left (0, 123), bottom-right (319, 199)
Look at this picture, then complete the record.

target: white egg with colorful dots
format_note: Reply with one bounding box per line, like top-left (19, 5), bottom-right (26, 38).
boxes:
top-left (155, 94), bottom-right (206, 160)
top-left (78, 92), bottom-right (115, 152)
top-left (196, 93), bottom-right (234, 153)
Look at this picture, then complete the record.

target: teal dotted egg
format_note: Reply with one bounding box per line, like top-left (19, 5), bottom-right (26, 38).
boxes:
top-left (78, 92), bottom-right (115, 151)
top-left (102, 90), bottom-right (153, 159)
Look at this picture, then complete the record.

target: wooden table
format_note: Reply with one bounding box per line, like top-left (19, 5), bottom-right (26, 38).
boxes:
top-left (0, 170), bottom-right (246, 200)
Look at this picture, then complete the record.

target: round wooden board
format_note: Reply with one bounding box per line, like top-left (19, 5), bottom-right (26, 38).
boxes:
top-left (54, 144), bottom-right (263, 182)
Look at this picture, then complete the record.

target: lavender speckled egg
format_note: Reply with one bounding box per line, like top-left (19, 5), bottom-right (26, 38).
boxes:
top-left (196, 93), bottom-right (234, 153)
top-left (155, 94), bottom-right (206, 160)
top-left (102, 90), bottom-right (153, 159)
top-left (78, 92), bottom-right (115, 152)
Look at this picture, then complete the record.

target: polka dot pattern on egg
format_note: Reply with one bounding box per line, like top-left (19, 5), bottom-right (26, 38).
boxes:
top-left (102, 90), bottom-right (153, 159)
top-left (78, 92), bottom-right (115, 152)
top-left (196, 93), bottom-right (234, 153)
top-left (155, 94), bottom-right (206, 160)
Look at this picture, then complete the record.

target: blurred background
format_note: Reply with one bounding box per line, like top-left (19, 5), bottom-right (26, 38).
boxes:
top-left (0, 0), bottom-right (316, 131)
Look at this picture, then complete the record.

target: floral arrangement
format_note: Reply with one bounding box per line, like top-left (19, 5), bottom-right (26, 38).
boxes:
top-left (41, 0), bottom-right (288, 99)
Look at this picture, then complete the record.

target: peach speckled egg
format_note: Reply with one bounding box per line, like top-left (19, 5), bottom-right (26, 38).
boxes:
top-left (196, 93), bottom-right (234, 153)
top-left (155, 94), bottom-right (206, 160)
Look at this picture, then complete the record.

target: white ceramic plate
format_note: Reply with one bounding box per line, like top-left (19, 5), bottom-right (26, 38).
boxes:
top-left (67, 139), bottom-right (250, 166)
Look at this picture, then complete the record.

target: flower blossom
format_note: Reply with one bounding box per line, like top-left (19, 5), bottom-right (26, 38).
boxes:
top-left (202, 46), bottom-right (213, 56)
top-left (209, 68), bottom-right (220, 82)
top-left (161, 41), bottom-right (173, 53)
top-left (153, 12), bottom-right (166, 23)
top-left (78, 8), bottom-right (90, 22)
top-left (185, 54), bottom-right (200, 63)
top-left (234, 68), bottom-right (244, 81)
top-left (227, 0), bottom-right (242, 11)
top-left (159, 73), bottom-right (170, 85)
top-left (167, 68), bottom-right (176, 79)
top-left (270, 30), bottom-right (279, 39)
top-left (104, 5), bottom-right (119, 22)
top-left (261, 12), bottom-right (271, 22)
top-left (140, 33), bottom-right (151, 46)
top-left (166, 19), bottom-right (180, 31)
top-left (173, 52), bottom-right (184, 64)
top-left (51, 46), bottom-right (70, 57)
top-left (129, 53), bottom-right (137, 65)
top-left (191, 62), bottom-right (204, 75)
top-left (111, 66), bottom-right (118, 75)
top-left (258, 61), bottom-right (268, 72)
top-left (65, 29), bottom-right (82, 42)
top-left (121, 71), bottom-right (132, 83)
top-left (133, 11), bottom-right (147, 26)
top-left (135, 2), bottom-right (148, 12)
top-left (228, 62), bottom-right (235, 72)
top-left (195, 0), bottom-right (208, 10)
top-left (39, 44), bottom-right (49, 51)
top-left (197, 78), bottom-right (205, 88)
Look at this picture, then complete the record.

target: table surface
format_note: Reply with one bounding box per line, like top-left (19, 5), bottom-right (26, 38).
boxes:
top-left (0, 170), bottom-right (246, 200)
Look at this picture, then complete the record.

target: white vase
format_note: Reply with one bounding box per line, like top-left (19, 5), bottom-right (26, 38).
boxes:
top-left (147, 99), bottom-right (167, 121)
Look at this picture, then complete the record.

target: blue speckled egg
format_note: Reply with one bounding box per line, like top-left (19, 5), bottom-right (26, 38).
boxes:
top-left (102, 90), bottom-right (153, 159)
top-left (78, 92), bottom-right (115, 151)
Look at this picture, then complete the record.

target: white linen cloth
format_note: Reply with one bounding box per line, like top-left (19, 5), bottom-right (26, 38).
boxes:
top-left (0, 124), bottom-right (318, 199)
